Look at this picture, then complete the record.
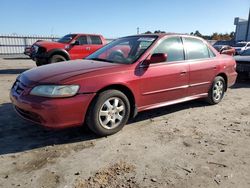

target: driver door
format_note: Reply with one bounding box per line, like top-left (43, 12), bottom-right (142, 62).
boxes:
top-left (137, 37), bottom-right (189, 109)
top-left (69, 35), bottom-right (90, 59)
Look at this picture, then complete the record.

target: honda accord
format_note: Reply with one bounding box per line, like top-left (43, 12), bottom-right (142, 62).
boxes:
top-left (10, 34), bottom-right (237, 136)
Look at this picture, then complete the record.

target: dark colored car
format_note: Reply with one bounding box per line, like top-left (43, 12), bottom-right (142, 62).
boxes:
top-left (213, 45), bottom-right (235, 56)
top-left (30, 34), bottom-right (106, 66)
top-left (234, 48), bottom-right (250, 79)
top-left (10, 34), bottom-right (237, 136)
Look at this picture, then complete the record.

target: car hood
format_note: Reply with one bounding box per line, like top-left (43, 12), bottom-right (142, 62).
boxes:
top-left (234, 55), bottom-right (250, 62)
top-left (35, 41), bottom-right (66, 49)
top-left (19, 60), bottom-right (123, 86)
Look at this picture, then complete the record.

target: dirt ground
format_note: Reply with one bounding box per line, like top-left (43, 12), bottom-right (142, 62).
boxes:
top-left (0, 56), bottom-right (250, 188)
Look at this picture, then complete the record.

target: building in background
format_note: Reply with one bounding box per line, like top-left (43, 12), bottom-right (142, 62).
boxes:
top-left (234, 9), bottom-right (250, 42)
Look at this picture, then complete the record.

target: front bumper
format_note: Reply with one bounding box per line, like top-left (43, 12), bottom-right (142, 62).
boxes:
top-left (228, 72), bottom-right (238, 87)
top-left (31, 52), bottom-right (49, 64)
top-left (10, 89), bottom-right (95, 129)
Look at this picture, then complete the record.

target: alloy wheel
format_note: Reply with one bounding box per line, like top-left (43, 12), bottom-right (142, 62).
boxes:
top-left (98, 97), bottom-right (125, 129)
top-left (213, 80), bottom-right (224, 101)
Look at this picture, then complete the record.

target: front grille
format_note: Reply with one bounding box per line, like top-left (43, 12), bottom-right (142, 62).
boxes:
top-left (30, 45), bottom-right (46, 57)
top-left (12, 80), bottom-right (26, 95)
top-left (15, 106), bottom-right (42, 123)
top-left (37, 47), bottom-right (46, 54)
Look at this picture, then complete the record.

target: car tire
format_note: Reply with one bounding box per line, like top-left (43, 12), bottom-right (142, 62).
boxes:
top-left (86, 90), bottom-right (130, 136)
top-left (49, 55), bottom-right (66, 63)
top-left (36, 61), bottom-right (43, 66)
top-left (206, 76), bottom-right (225, 105)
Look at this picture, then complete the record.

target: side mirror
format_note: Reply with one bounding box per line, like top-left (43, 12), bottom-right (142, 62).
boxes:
top-left (71, 40), bottom-right (80, 45)
top-left (140, 53), bottom-right (167, 68)
top-left (149, 53), bottom-right (167, 64)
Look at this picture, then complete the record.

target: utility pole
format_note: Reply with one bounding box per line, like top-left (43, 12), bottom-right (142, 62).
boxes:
top-left (246, 8), bottom-right (250, 41)
top-left (137, 27), bottom-right (140, 34)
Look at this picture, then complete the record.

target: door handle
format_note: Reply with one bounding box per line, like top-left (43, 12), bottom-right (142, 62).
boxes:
top-left (180, 71), bottom-right (187, 75)
top-left (212, 66), bottom-right (217, 70)
top-left (86, 47), bottom-right (91, 50)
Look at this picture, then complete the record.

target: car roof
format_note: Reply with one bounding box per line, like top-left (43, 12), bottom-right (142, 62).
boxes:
top-left (69, 33), bottom-right (103, 36)
top-left (124, 33), bottom-right (204, 40)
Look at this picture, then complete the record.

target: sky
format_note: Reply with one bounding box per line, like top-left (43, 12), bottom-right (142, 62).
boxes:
top-left (0, 0), bottom-right (249, 38)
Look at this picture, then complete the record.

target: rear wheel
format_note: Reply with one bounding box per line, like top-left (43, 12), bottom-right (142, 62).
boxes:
top-left (206, 76), bottom-right (225, 105)
top-left (86, 90), bottom-right (130, 136)
top-left (49, 54), bottom-right (66, 63)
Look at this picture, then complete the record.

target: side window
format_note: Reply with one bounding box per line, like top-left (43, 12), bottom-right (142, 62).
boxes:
top-left (153, 37), bottom-right (184, 62)
top-left (184, 38), bottom-right (210, 60)
top-left (90, 36), bottom-right (102, 45)
top-left (76, 36), bottom-right (88, 45)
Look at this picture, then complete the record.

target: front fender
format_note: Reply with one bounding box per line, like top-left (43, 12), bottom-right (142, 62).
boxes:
top-left (47, 48), bottom-right (70, 60)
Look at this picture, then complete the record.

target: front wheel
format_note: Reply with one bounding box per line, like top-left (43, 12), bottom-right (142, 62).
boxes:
top-left (49, 54), bottom-right (66, 63)
top-left (206, 76), bottom-right (226, 105)
top-left (35, 60), bottom-right (43, 66)
top-left (86, 90), bottom-right (130, 136)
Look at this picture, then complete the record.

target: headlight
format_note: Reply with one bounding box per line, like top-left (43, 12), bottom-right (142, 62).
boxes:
top-left (33, 45), bottom-right (39, 53)
top-left (30, 85), bottom-right (79, 98)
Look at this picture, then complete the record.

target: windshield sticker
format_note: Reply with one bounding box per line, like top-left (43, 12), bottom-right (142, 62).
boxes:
top-left (137, 37), bottom-right (155, 42)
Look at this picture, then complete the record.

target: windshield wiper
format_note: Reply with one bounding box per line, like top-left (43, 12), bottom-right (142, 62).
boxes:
top-left (87, 58), bottom-right (115, 63)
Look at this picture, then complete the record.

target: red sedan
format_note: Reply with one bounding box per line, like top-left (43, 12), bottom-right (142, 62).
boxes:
top-left (10, 34), bottom-right (237, 136)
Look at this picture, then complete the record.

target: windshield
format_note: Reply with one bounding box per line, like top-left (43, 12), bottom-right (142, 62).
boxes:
top-left (86, 36), bottom-right (157, 64)
top-left (233, 43), bottom-right (246, 47)
top-left (213, 45), bottom-right (222, 51)
top-left (58, 34), bottom-right (76, 43)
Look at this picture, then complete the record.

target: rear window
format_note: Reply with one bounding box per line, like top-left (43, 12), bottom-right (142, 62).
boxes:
top-left (90, 36), bottom-right (102, 45)
top-left (184, 38), bottom-right (210, 60)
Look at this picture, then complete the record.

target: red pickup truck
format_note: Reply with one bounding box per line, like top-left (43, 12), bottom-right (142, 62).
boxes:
top-left (30, 34), bottom-right (106, 66)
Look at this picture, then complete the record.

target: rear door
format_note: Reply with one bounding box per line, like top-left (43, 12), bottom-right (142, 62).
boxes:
top-left (88, 35), bottom-right (104, 54)
top-left (183, 37), bottom-right (217, 96)
top-left (138, 37), bottom-right (189, 109)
